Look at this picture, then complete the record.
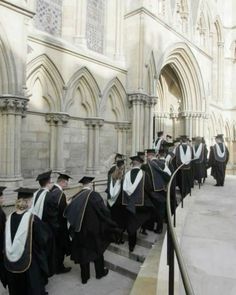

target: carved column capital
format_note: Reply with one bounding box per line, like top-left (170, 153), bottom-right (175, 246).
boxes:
top-left (84, 117), bottom-right (104, 127)
top-left (128, 93), bottom-right (149, 105)
top-left (45, 112), bottom-right (70, 125)
top-left (0, 95), bottom-right (29, 116)
top-left (115, 122), bottom-right (131, 131)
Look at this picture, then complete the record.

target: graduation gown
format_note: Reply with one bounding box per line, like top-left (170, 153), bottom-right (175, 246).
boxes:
top-left (122, 168), bottom-right (153, 235)
top-left (106, 178), bottom-right (126, 230)
top-left (32, 188), bottom-right (59, 276)
top-left (65, 189), bottom-right (119, 265)
top-left (192, 143), bottom-right (208, 183)
top-left (208, 143), bottom-right (229, 185)
top-left (50, 185), bottom-right (71, 258)
top-left (0, 207), bottom-right (7, 288)
top-left (175, 144), bottom-right (193, 198)
top-left (5, 212), bottom-right (49, 295)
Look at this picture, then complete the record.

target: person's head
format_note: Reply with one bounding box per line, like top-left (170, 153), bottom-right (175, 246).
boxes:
top-left (195, 136), bottom-right (202, 144)
top-left (166, 135), bottom-right (172, 142)
top-left (158, 148), bottom-right (166, 158)
top-left (114, 153), bottom-right (124, 162)
top-left (0, 187), bottom-right (6, 207)
top-left (78, 176), bottom-right (95, 189)
top-left (137, 152), bottom-right (145, 162)
top-left (36, 170), bottom-right (52, 189)
top-left (112, 160), bottom-right (125, 180)
top-left (130, 156), bottom-right (143, 167)
top-left (180, 135), bottom-right (188, 144)
top-left (14, 187), bottom-right (37, 211)
top-left (215, 134), bottom-right (224, 143)
top-left (145, 149), bottom-right (156, 160)
top-left (157, 131), bottom-right (164, 138)
top-left (57, 173), bottom-right (72, 189)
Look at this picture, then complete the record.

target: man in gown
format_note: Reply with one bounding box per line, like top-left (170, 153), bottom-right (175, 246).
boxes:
top-left (0, 187), bottom-right (7, 289)
top-left (65, 176), bottom-right (119, 284)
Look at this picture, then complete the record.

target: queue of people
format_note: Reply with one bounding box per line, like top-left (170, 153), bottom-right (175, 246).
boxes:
top-left (0, 132), bottom-right (229, 294)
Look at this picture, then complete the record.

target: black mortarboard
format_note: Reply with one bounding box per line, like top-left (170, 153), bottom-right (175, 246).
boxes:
top-left (115, 153), bottom-right (124, 159)
top-left (157, 131), bottom-right (164, 137)
top-left (78, 176), bottom-right (95, 184)
top-left (180, 135), bottom-right (188, 142)
top-left (215, 134), bottom-right (224, 140)
top-left (0, 187), bottom-right (6, 196)
top-left (130, 155), bottom-right (144, 163)
top-left (137, 152), bottom-right (145, 156)
top-left (36, 170), bottom-right (52, 181)
top-left (116, 160), bottom-right (125, 168)
top-left (166, 134), bottom-right (172, 138)
top-left (57, 173), bottom-right (72, 181)
top-left (145, 149), bottom-right (156, 154)
top-left (15, 187), bottom-right (37, 199)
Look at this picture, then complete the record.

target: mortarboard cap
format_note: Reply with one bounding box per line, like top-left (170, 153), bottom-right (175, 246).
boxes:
top-left (116, 160), bottom-right (125, 168)
top-left (137, 151), bottom-right (145, 156)
top-left (130, 155), bottom-right (144, 163)
top-left (157, 131), bottom-right (164, 137)
top-left (166, 134), bottom-right (172, 138)
top-left (145, 149), bottom-right (156, 154)
top-left (0, 187), bottom-right (6, 196)
top-left (57, 172), bottom-right (72, 181)
top-left (215, 134), bottom-right (224, 140)
top-left (14, 187), bottom-right (37, 199)
top-left (36, 170), bottom-right (52, 182)
top-left (78, 176), bottom-right (95, 185)
top-left (115, 153), bottom-right (124, 159)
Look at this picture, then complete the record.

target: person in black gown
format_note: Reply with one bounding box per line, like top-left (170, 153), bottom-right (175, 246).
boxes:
top-left (106, 160), bottom-right (126, 243)
top-left (0, 186), bottom-right (7, 289)
top-left (31, 170), bottom-right (59, 276)
top-left (208, 134), bottom-right (229, 186)
top-left (4, 187), bottom-right (49, 295)
top-left (65, 176), bottom-right (119, 284)
top-left (50, 173), bottom-right (72, 274)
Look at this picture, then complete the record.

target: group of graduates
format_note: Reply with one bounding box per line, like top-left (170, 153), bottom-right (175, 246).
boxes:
top-left (0, 131), bottom-right (229, 295)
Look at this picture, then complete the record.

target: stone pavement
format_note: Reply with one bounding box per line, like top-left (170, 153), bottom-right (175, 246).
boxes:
top-left (180, 175), bottom-right (236, 295)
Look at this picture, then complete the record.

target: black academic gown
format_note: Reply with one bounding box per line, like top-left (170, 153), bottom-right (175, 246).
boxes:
top-left (0, 207), bottom-right (7, 288)
top-left (208, 143), bottom-right (229, 186)
top-left (50, 185), bottom-right (71, 269)
top-left (33, 189), bottom-right (59, 276)
top-left (5, 212), bottom-right (49, 295)
top-left (123, 168), bottom-right (153, 236)
top-left (192, 144), bottom-right (208, 184)
top-left (106, 179), bottom-right (126, 231)
top-left (65, 189), bottom-right (119, 265)
top-left (175, 144), bottom-right (193, 198)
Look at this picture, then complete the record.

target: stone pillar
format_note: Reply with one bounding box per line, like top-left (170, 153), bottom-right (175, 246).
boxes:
top-left (74, 0), bottom-right (87, 47)
top-left (46, 113), bottom-right (70, 172)
top-left (128, 94), bottom-right (157, 153)
top-left (217, 41), bottom-right (224, 103)
top-left (115, 122), bottom-right (131, 155)
top-left (0, 95), bottom-right (28, 186)
top-left (114, 0), bottom-right (124, 61)
top-left (85, 118), bottom-right (104, 174)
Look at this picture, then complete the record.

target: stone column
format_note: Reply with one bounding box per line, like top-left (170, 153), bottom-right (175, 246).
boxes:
top-left (114, 0), bottom-right (124, 61)
top-left (85, 118), bottom-right (104, 174)
top-left (115, 122), bottom-right (131, 155)
top-left (217, 41), bottom-right (224, 103)
top-left (0, 95), bottom-right (28, 186)
top-left (74, 0), bottom-right (87, 47)
top-left (46, 113), bottom-right (70, 172)
top-left (146, 96), bottom-right (157, 148)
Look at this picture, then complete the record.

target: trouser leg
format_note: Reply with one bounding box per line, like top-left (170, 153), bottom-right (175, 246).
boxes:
top-left (128, 232), bottom-right (137, 251)
top-left (94, 255), bottom-right (105, 277)
top-left (80, 263), bottom-right (90, 284)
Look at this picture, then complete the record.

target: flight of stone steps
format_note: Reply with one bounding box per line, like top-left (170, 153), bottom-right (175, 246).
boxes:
top-left (104, 230), bottom-right (164, 280)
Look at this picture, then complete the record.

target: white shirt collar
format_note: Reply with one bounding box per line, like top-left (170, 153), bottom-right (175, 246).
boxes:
top-left (54, 183), bottom-right (62, 191)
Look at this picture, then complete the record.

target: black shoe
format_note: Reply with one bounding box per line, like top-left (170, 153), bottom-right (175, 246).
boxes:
top-left (214, 184), bottom-right (220, 186)
top-left (140, 229), bottom-right (148, 236)
top-left (129, 246), bottom-right (134, 252)
top-left (96, 268), bottom-right (109, 279)
top-left (56, 267), bottom-right (72, 274)
top-left (82, 278), bottom-right (88, 284)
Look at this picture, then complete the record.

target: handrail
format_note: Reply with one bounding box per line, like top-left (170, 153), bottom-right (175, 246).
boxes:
top-left (166, 159), bottom-right (196, 295)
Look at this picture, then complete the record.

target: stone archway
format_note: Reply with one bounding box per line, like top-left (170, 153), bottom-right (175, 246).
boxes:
top-left (154, 43), bottom-right (207, 139)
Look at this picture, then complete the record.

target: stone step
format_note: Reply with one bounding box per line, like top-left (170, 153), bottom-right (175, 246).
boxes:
top-left (104, 250), bottom-right (141, 280)
top-left (108, 241), bottom-right (149, 263)
top-left (123, 230), bottom-right (159, 249)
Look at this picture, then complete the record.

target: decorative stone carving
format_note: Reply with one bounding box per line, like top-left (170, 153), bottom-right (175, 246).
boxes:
top-left (45, 112), bottom-right (70, 124)
top-left (0, 95), bottom-right (28, 116)
top-left (86, 0), bottom-right (105, 53)
top-left (34, 0), bottom-right (62, 36)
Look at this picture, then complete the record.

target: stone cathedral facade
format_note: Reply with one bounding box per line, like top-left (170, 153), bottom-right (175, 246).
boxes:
top-left (0, 0), bottom-right (236, 186)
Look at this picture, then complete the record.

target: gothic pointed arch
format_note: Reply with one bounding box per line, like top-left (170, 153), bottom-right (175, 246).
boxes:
top-left (27, 54), bottom-right (64, 112)
top-left (145, 51), bottom-right (158, 96)
top-left (65, 67), bottom-right (101, 117)
top-left (0, 23), bottom-right (17, 94)
top-left (100, 77), bottom-right (128, 121)
top-left (156, 42), bottom-right (206, 113)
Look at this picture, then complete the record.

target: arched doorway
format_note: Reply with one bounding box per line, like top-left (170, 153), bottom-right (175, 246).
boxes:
top-left (153, 43), bottom-right (206, 140)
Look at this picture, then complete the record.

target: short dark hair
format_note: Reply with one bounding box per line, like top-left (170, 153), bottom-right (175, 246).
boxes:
top-left (39, 179), bottom-right (50, 187)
